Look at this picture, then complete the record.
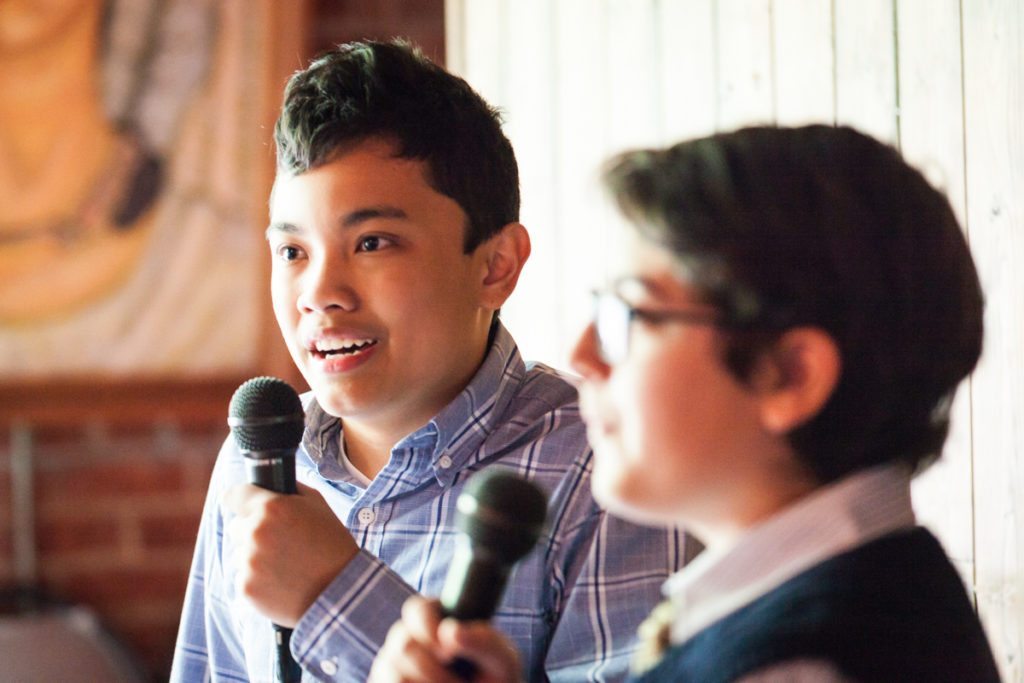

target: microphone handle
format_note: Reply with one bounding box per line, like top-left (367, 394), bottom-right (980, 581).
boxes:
top-left (441, 555), bottom-right (512, 680)
top-left (244, 449), bottom-right (301, 682)
top-left (244, 449), bottom-right (298, 494)
top-left (442, 556), bottom-right (510, 621)
top-left (273, 624), bottom-right (302, 683)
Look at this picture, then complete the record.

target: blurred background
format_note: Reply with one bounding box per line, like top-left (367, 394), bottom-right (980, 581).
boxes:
top-left (0, 1), bottom-right (442, 679)
top-left (1, 1), bottom-right (1021, 681)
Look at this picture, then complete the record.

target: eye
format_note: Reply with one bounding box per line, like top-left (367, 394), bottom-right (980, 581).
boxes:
top-left (273, 244), bottom-right (305, 262)
top-left (355, 235), bottom-right (395, 253)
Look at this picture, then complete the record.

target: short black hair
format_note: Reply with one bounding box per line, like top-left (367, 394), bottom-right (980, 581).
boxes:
top-left (603, 125), bottom-right (984, 483)
top-left (273, 40), bottom-right (520, 253)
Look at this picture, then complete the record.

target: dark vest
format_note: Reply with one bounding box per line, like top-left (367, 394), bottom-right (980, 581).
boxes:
top-left (631, 528), bottom-right (1000, 682)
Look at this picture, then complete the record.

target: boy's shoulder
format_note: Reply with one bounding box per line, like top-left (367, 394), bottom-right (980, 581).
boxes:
top-left (495, 360), bottom-right (585, 433)
top-left (479, 360), bottom-right (589, 463)
top-left (519, 360), bottom-right (582, 409)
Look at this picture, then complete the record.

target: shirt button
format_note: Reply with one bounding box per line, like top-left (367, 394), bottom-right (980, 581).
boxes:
top-left (320, 659), bottom-right (338, 675)
top-left (357, 507), bottom-right (376, 525)
top-left (438, 455), bottom-right (453, 469)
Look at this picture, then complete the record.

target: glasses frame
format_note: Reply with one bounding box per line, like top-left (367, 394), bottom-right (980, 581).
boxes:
top-left (591, 289), bottom-right (725, 365)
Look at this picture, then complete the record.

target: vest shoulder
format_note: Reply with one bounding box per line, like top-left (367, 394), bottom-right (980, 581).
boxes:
top-left (637, 529), bottom-right (1001, 683)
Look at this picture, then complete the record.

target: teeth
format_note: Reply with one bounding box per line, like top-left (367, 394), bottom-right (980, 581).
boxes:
top-left (314, 338), bottom-right (376, 353)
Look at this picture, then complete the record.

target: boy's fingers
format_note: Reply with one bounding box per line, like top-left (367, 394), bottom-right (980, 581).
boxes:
top-left (401, 596), bottom-right (444, 645)
top-left (220, 482), bottom-right (274, 514)
top-left (438, 619), bottom-right (522, 683)
top-left (369, 601), bottom-right (461, 683)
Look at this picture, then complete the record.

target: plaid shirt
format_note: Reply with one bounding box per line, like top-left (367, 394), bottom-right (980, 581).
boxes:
top-left (171, 324), bottom-right (685, 682)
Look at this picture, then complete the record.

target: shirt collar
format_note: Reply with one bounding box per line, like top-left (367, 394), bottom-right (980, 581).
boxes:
top-left (299, 321), bottom-right (526, 486)
top-left (664, 463), bottom-right (916, 645)
top-left (420, 321), bottom-right (525, 485)
top-left (299, 392), bottom-right (334, 465)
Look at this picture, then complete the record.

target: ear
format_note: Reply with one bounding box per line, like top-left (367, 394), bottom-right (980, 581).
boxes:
top-left (751, 327), bottom-right (841, 435)
top-left (478, 222), bottom-right (531, 309)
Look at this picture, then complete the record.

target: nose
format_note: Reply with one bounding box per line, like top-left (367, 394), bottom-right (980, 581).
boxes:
top-left (570, 322), bottom-right (611, 381)
top-left (295, 255), bottom-right (359, 314)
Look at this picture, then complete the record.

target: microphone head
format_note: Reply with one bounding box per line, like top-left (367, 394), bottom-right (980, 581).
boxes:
top-left (228, 376), bottom-right (304, 451)
top-left (456, 469), bottom-right (547, 565)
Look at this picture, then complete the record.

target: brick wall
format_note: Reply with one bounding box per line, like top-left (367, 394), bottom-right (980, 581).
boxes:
top-left (0, 420), bottom-right (226, 679)
top-left (0, 467), bottom-right (10, 579)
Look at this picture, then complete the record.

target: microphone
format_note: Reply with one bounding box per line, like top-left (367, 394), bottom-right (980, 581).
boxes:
top-left (440, 469), bottom-right (547, 678)
top-left (228, 376), bottom-right (305, 683)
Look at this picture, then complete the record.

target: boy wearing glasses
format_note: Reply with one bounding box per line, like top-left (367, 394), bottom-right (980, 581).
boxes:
top-left (370, 125), bottom-right (1000, 682)
top-left (170, 41), bottom-right (684, 683)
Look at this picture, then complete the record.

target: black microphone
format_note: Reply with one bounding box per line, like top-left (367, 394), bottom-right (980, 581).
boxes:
top-left (440, 469), bottom-right (547, 678)
top-left (228, 376), bottom-right (305, 683)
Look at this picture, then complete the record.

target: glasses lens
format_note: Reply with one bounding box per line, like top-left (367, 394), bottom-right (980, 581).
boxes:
top-left (594, 292), bottom-right (630, 364)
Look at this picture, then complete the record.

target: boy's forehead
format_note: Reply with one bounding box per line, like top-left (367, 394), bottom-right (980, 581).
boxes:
top-left (266, 144), bottom-right (470, 250)
top-left (269, 144), bottom-right (434, 211)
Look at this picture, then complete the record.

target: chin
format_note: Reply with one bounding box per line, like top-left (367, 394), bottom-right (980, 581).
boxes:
top-left (591, 467), bottom-right (636, 516)
top-left (590, 484), bottom-right (621, 516)
top-left (307, 383), bottom-right (363, 418)
top-left (591, 471), bottom-right (680, 528)
top-left (596, 494), bottom-right (663, 528)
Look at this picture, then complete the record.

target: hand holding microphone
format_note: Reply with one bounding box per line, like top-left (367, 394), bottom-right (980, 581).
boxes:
top-left (370, 469), bottom-right (546, 682)
top-left (223, 377), bottom-right (360, 681)
top-left (227, 376), bottom-right (306, 683)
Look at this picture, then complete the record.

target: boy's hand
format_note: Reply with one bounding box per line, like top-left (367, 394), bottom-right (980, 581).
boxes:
top-left (222, 481), bottom-right (358, 626)
top-left (369, 596), bottom-right (523, 683)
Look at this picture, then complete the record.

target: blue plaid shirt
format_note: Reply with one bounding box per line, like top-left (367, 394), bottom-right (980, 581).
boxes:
top-left (172, 324), bottom-right (685, 682)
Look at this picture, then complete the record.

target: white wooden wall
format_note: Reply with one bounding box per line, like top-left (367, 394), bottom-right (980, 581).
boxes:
top-left (447, 1), bottom-right (1023, 679)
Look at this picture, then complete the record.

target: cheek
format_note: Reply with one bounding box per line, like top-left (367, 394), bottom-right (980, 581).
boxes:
top-left (270, 277), bottom-right (298, 331)
top-left (596, 344), bottom-right (740, 521)
top-left (587, 369), bottom-right (688, 517)
top-left (621, 357), bottom-right (693, 464)
top-left (384, 263), bottom-right (480, 339)
top-left (371, 276), bottom-right (439, 351)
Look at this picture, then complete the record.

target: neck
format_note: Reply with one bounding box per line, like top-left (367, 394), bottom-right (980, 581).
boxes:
top-left (691, 449), bottom-right (819, 551)
top-left (339, 422), bottom-right (398, 481)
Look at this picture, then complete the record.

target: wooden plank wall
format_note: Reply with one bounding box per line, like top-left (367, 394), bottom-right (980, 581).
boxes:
top-left (447, 1), bottom-right (1023, 680)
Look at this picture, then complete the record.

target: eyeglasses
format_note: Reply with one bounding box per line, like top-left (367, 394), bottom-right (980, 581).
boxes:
top-left (591, 289), bottom-right (724, 365)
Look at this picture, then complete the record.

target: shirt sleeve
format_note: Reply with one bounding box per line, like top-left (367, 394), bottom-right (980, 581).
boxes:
top-left (289, 550), bottom-right (417, 682)
top-left (170, 438), bottom-right (251, 682)
top-left (543, 508), bottom-right (686, 682)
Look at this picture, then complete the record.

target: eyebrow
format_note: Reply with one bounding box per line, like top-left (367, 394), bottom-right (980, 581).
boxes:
top-left (614, 275), bottom-right (707, 307)
top-left (265, 205), bottom-right (409, 240)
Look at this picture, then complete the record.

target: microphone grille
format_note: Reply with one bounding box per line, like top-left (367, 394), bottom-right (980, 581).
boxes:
top-left (457, 469), bottom-right (547, 564)
top-left (228, 376), bottom-right (304, 451)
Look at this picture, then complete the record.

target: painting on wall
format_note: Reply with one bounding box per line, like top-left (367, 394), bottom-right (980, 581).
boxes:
top-left (0, 0), bottom-right (278, 379)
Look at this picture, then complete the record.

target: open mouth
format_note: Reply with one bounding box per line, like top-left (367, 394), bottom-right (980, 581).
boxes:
top-left (311, 338), bottom-right (379, 360)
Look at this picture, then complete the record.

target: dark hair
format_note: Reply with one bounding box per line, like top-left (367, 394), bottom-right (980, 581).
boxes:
top-left (602, 125), bottom-right (984, 483)
top-left (273, 40), bottom-right (519, 253)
